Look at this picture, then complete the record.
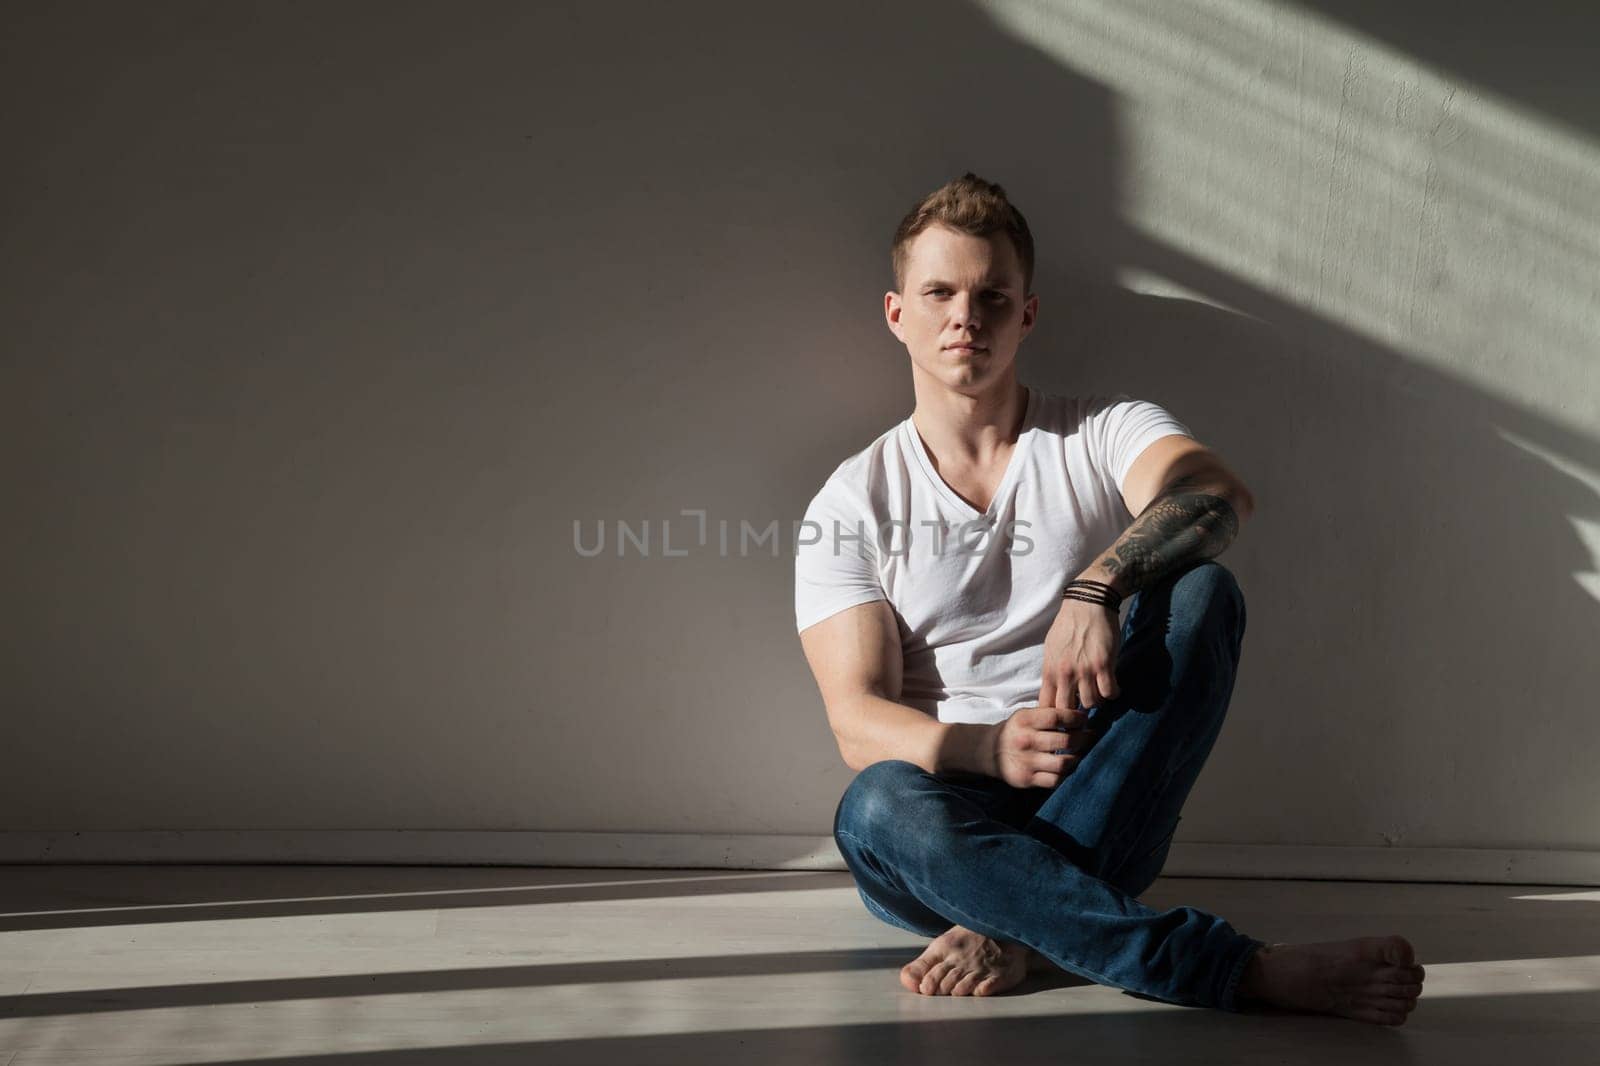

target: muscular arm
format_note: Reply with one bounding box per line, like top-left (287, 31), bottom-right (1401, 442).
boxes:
top-left (1039, 452), bottom-right (1255, 712)
top-left (799, 599), bottom-right (991, 775)
top-left (1076, 469), bottom-right (1255, 599)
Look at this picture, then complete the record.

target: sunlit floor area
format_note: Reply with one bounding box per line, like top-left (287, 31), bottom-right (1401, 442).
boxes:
top-left (1, 865), bottom-right (1596, 1064)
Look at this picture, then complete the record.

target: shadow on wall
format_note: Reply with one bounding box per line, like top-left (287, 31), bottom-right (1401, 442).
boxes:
top-left (0, 0), bottom-right (1595, 844)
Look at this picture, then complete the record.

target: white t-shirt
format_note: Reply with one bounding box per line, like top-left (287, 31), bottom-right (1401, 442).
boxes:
top-left (794, 387), bottom-right (1193, 725)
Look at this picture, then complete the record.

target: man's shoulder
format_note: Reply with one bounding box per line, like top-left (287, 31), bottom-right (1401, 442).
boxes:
top-left (1030, 387), bottom-right (1105, 420)
top-left (1030, 389), bottom-right (1168, 437)
top-left (811, 418), bottom-right (908, 497)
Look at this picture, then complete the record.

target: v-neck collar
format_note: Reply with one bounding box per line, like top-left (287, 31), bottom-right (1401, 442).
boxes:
top-left (902, 386), bottom-right (1038, 520)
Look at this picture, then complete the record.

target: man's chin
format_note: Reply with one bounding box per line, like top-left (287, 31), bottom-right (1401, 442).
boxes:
top-left (944, 363), bottom-right (999, 390)
top-left (912, 354), bottom-right (1011, 394)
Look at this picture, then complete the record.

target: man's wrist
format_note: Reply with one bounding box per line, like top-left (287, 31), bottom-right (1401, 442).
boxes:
top-left (1070, 563), bottom-right (1126, 600)
top-left (937, 721), bottom-right (997, 777)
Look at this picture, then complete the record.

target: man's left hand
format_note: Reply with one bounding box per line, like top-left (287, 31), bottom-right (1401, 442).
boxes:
top-left (1039, 599), bottom-right (1122, 712)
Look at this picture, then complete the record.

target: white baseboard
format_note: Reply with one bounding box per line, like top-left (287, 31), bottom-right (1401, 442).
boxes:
top-left (2, 832), bottom-right (1598, 886)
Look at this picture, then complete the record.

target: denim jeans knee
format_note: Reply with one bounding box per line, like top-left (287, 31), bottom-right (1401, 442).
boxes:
top-left (1164, 561), bottom-right (1245, 632)
top-left (833, 759), bottom-right (926, 846)
top-left (833, 761), bottom-right (956, 938)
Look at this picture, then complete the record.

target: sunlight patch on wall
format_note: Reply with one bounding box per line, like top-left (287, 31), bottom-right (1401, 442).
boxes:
top-left (974, 0), bottom-right (1600, 440)
top-left (1496, 426), bottom-right (1600, 602)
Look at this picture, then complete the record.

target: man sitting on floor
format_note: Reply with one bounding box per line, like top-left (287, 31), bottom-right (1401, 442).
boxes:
top-left (794, 173), bottom-right (1425, 1025)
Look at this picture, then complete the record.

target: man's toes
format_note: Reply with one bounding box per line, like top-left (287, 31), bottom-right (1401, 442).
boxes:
top-left (921, 961), bottom-right (954, 995)
top-left (973, 974), bottom-right (1002, 996)
top-left (900, 961), bottom-right (928, 993)
top-left (949, 971), bottom-right (981, 996)
top-left (1380, 979), bottom-right (1422, 998)
top-left (1354, 1002), bottom-right (1408, 1026)
top-left (1379, 936), bottom-right (1416, 968)
top-left (1376, 968), bottom-right (1422, 993)
top-left (1368, 994), bottom-right (1415, 1023)
top-left (937, 964), bottom-right (969, 995)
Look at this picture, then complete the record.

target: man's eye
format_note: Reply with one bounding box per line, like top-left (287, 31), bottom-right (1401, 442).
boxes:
top-left (925, 289), bottom-right (1006, 300)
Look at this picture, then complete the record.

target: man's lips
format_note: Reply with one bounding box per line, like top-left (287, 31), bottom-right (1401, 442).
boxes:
top-left (944, 343), bottom-right (987, 351)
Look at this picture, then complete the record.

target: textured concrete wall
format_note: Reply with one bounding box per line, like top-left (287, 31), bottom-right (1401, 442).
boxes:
top-left (4, 1), bottom-right (1596, 851)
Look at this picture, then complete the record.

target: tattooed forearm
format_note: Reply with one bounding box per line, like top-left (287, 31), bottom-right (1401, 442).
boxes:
top-left (1084, 476), bottom-right (1242, 597)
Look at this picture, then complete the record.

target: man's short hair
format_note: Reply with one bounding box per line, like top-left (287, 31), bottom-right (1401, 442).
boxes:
top-left (890, 172), bottom-right (1035, 295)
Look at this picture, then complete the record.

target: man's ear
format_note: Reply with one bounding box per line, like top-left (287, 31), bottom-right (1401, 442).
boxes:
top-left (884, 291), bottom-right (904, 339)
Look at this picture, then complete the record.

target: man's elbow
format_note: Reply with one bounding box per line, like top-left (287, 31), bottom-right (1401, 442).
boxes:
top-left (1229, 484), bottom-right (1256, 524)
top-left (1211, 475), bottom-right (1255, 524)
top-left (826, 694), bottom-right (877, 772)
top-left (1180, 462), bottom-right (1254, 525)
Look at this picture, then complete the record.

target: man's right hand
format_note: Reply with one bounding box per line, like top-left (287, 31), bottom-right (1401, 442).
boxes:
top-left (985, 706), bottom-right (1098, 789)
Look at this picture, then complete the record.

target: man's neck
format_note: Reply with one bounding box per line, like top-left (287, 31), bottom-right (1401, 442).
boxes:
top-left (909, 373), bottom-right (1028, 469)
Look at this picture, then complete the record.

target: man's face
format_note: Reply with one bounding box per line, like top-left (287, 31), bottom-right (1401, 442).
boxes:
top-left (886, 225), bottom-right (1037, 396)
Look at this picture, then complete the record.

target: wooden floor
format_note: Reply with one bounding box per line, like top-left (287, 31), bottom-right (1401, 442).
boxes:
top-left (1, 865), bottom-right (1596, 1064)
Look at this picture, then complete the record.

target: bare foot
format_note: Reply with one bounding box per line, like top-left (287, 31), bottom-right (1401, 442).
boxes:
top-left (1239, 935), bottom-right (1426, 1026)
top-left (899, 924), bottom-right (1056, 997)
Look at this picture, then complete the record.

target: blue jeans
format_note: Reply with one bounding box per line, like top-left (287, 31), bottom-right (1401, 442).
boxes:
top-left (832, 560), bottom-right (1265, 1012)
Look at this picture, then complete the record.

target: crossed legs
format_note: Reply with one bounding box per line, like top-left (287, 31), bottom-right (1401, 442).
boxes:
top-left (832, 561), bottom-right (1426, 1022)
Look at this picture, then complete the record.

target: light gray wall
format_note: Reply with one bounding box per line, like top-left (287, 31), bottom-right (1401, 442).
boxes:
top-left (4, 1), bottom-right (1596, 850)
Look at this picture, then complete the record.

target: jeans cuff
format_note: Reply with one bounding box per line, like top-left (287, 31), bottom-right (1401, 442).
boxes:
top-left (860, 888), bottom-right (945, 938)
top-left (1218, 936), bottom-right (1268, 1012)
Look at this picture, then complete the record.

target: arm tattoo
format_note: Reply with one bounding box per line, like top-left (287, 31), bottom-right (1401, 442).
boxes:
top-left (1095, 476), bottom-right (1240, 594)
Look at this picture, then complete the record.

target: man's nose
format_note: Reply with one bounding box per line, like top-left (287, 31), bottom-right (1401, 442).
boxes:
top-left (950, 293), bottom-right (981, 329)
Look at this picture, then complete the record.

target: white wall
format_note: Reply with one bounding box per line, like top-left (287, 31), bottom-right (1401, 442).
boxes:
top-left (4, 1), bottom-right (1597, 854)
